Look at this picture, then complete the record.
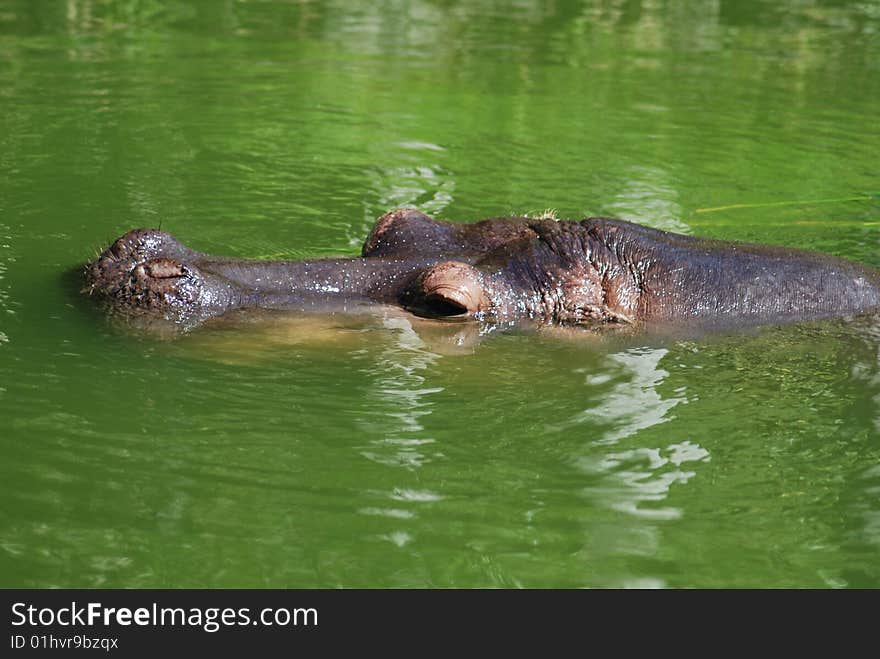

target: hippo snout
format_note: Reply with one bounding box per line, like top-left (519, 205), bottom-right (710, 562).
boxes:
top-left (84, 228), bottom-right (208, 312)
top-left (106, 228), bottom-right (192, 265)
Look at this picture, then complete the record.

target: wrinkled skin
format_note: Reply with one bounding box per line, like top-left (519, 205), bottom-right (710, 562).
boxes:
top-left (83, 208), bottom-right (880, 332)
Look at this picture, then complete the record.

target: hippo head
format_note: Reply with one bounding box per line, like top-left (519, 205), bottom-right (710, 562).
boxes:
top-left (80, 212), bottom-right (636, 335)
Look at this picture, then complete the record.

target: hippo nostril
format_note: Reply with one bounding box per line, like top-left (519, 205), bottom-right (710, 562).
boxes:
top-left (144, 259), bottom-right (186, 279)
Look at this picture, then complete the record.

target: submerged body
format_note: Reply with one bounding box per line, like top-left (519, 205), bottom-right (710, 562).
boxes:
top-left (83, 209), bottom-right (880, 331)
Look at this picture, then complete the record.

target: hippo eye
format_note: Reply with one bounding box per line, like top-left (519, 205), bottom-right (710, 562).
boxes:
top-left (422, 293), bottom-right (469, 317)
top-left (410, 260), bottom-right (484, 318)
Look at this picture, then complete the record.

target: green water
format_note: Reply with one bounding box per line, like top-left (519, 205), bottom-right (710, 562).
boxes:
top-left (2, 0), bottom-right (880, 588)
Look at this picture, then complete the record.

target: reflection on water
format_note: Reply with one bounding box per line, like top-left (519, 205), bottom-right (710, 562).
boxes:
top-left (0, 222), bottom-right (14, 318)
top-left (357, 315), bottom-right (443, 470)
top-left (354, 315), bottom-right (451, 550)
top-left (582, 440), bottom-right (710, 521)
top-left (560, 345), bottom-right (707, 585)
top-left (566, 347), bottom-right (686, 444)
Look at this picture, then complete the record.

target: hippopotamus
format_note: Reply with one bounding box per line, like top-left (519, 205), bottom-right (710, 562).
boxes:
top-left (82, 209), bottom-right (880, 332)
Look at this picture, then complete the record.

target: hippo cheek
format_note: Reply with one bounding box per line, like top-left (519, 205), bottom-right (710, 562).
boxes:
top-left (413, 261), bottom-right (487, 318)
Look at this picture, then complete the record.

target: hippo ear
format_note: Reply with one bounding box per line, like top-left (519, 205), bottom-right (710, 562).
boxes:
top-left (412, 261), bottom-right (486, 317)
top-left (363, 209), bottom-right (441, 257)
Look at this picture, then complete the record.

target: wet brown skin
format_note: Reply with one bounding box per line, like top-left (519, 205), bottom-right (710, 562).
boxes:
top-left (83, 209), bottom-right (880, 331)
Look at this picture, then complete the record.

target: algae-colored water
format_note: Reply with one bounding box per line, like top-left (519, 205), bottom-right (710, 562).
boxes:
top-left (2, 0), bottom-right (880, 588)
